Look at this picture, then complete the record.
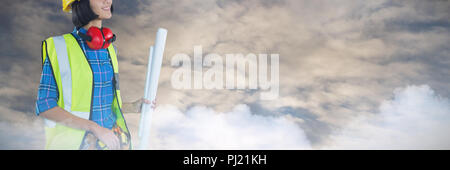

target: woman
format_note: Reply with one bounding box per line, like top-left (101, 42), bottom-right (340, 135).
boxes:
top-left (35, 0), bottom-right (154, 150)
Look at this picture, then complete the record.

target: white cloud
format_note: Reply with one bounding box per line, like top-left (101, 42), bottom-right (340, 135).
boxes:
top-left (131, 104), bottom-right (312, 149)
top-left (324, 85), bottom-right (450, 149)
top-left (127, 84), bottom-right (450, 150)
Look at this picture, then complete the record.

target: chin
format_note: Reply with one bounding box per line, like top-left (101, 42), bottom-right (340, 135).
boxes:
top-left (101, 14), bottom-right (112, 19)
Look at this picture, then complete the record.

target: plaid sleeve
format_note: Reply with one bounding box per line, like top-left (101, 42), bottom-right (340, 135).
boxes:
top-left (35, 56), bottom-right (59, 116)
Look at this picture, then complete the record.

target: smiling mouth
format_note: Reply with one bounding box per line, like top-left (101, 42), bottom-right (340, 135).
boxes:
top-left (102, 7), bottom-right (111, 11)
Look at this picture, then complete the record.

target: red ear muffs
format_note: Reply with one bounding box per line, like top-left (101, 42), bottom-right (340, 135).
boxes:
top-left (101, 27), bottom-right (115, 49)
top-left (77, 27), bottom-right (116, 50)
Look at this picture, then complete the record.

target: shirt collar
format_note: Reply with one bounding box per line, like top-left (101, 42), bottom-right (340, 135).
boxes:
top-left (72, 27), bottom-right (88, 40)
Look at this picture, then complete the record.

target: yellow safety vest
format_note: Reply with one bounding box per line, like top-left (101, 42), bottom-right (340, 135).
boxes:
top-left (41, 33), bottom-right (131, 150)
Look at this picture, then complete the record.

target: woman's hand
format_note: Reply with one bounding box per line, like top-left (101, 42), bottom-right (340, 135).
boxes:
top-left (142, 98), bottom-right (157, 110)
top-left (121, 98), bottom-right (157, 113)
top-left (90, 124), bottom-right (120, 150)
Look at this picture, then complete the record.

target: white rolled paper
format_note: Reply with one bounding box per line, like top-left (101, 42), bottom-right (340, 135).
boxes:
top-left (138, 28), bottom-right (167, 150)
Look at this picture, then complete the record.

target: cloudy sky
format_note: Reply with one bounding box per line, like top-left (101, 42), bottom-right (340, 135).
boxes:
top-left (0, 0), bottom-right (449, 149)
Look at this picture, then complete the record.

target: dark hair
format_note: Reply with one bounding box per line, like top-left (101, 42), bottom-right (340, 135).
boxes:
top-left (72, 0), bottom-right (114, 28)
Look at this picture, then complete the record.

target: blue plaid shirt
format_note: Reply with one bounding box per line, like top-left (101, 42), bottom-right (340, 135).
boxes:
top-left (36, 27), bottom-right (117, 129)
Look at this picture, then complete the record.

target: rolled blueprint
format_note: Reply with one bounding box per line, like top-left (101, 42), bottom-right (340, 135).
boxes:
top-left (138, 28), bottom-right (167, 150)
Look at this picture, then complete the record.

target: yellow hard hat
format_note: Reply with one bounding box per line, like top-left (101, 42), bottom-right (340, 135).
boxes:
top-left (62, 0), bottom-right (80, 13)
